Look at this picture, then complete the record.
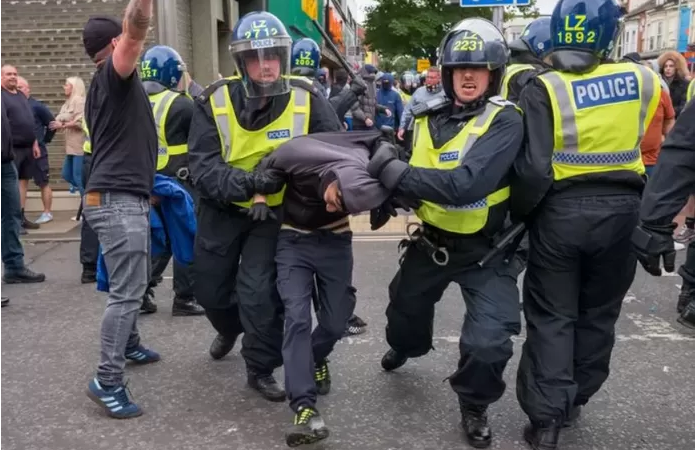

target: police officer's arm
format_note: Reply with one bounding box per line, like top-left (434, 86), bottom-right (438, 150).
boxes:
top-left (506, 70), bottom-right (535, 104)
top-left (510, 79), bottom-right (555, 219)
top-left (164, 95), bottom-right (194, 144)
top-left (377, 108), bottom-right (524, 205)
top-left (187, 99), bottom-right (255, 202)
top-left (640, 99), bottom-right (695, 227)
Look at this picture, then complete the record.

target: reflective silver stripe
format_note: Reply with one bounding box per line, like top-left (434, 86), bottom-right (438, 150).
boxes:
top-left (539, 72), bottom-right (579, 152)
top-left (211, 87), bottom-right (232, 161)
top-left (633, 64), bottom-right (656, 148)
top-left (292, 88), bottom-right (308, 136)
top-left (153, 91), bottom-right (179, 131)
top-left (442, 102), bottom-right (503, 210)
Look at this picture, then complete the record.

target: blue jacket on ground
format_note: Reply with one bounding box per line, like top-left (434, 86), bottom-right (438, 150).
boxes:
top-left (375, 74), bottom-right (402, 130)
top-left (97, 175), bottom-right (196, 292)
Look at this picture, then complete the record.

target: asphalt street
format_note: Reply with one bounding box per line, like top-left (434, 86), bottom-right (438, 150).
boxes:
top-left (2, 240), bottom-right (694, 450)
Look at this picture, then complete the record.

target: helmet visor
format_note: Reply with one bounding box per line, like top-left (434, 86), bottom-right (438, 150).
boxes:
top-left (231, 36), bottom-right (292, 98)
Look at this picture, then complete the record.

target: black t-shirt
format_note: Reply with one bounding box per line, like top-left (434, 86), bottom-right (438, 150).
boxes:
top-left (1, 88), bottom-right (36, 148)
top-left (85, 56), bottom-right (157, 197)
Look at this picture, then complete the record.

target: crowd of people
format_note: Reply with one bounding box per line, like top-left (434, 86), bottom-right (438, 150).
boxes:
top-left (1, 0), bottom-right (694, 449)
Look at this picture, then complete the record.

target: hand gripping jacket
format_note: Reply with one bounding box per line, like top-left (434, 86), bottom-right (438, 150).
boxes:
top-left (207, 76), bottom-right (311, 208)
top-left (537, 62), bottom-right (661, 181)
top-left (409, 96), bottom-right (516, 234)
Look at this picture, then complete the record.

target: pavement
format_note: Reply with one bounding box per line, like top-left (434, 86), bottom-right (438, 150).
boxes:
top-left (2, 241), bottom-right (694, 450)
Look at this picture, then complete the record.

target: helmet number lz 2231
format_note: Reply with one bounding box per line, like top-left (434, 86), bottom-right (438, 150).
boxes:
top-left (452, 32), bottom-right (484, 52)
top-left (559, 14), bottom-right (596, 44)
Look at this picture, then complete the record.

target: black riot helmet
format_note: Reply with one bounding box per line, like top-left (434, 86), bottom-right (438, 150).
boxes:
top-left (438, 18), bottom-right (509, 102)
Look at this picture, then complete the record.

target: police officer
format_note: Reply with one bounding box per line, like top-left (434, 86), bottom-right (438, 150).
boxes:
top-left (140, 45), bottom-right (204, 317)
top-left (501, 17), bottom-right (552, 102)
top-left (79, 119), bottom-right (99, 284)
top-left (633, 99), bottom-right (695, 328)
top-left (512, 0), bottom-right (662, 446)
top-left (188, 12), bottom-right (341, 403)
top-left (366, 18), bottom-right (524, 449)
top-left (398, 71), bottom-right (417, 104)
top-left (291, 38), bottom-right (366, 124)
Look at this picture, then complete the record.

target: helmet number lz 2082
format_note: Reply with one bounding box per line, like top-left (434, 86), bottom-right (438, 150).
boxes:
top-left (559, 14), bottom-right (596, 44)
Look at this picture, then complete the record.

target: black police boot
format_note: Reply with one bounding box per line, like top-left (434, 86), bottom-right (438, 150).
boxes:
top-left (209, 334), bottom-right (237, 360)
top-left (678, 299), bottom-right (695, 329)
top-left (21, 210), bottom-right (39, 230)
top-left (343, 314), bottom-right (368, 337)
top-left (562, 405), bottom-right (581, 427)
top-left (459, 399), bottom-right (492, 449)
top-left (81, 265), bottom-right (97, 284)
top-left (314, 359), bottom-right (331, 395)
top-left (139, 287), bottom-right (157, 314)
top-left (171, 296), bottom-right (205, 316)
top-left (381, 348), bottom-right (408, 372)
top-left (677, 282), bottom-right (694, 314)
top-left (285, 405), bottom-right (330, 447)
top-left (2, 268), bottom-right (46, 284)
top-left (524, 422), bottom-right (561, 450)
top-left (247, 371), bottom-right (286, 402)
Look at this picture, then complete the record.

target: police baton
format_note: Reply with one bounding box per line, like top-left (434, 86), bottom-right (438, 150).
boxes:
top-left (477, 222), bottom-right (526, 268)
top-left (312, 19), bottom-right (359, 80)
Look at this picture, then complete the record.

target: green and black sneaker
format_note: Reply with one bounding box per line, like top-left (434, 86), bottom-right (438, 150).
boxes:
top-left (314, 359), bottom-right (331, 395)
top-left (285, 405), bottom-right (329, 447)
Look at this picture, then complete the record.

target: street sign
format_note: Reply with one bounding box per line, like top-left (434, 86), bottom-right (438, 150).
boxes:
top-left (459, 0), bottom-right (531, 6)
top-left (416, 59), bottom-right (430, 72)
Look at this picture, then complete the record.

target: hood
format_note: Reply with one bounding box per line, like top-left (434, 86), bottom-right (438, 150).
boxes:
top-left (380, 73), bottom-right (395, 90)
top-left (657, 50), bottom-right (690, 80)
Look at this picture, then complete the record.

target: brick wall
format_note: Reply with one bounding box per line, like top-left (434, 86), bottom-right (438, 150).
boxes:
top-left (176, 0), bottom-right (194, 68)
top-left (1, 0), bottom-right (159, 190)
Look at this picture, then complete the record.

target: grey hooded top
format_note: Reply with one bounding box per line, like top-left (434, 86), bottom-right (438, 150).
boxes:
top-left (261, 130), bottom-right (391, 214)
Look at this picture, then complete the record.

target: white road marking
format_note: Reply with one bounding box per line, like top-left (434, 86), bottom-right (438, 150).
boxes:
top-left (625, 312), bottom-right (678, 335)
top-left (623, 292), bottom-right (638, 304)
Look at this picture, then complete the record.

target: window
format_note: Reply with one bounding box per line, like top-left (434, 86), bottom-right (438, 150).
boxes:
top-left (656, 21), bottom-right (663, 49)
top-left (647, 23), bottom-right (654, 50)
top-left (631, 30), bottom-right (637, 52)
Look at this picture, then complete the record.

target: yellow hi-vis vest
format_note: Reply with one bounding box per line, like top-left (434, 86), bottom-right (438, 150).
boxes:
top-left (81, 117), bottom-right (91, 154)
top-left (399, 90), bottom-right (411, 104)
top-left (687, 79), bottom-right (695, 102)
top-left (149, 90), bottom-right (188, 172)
top-left (409, 97), bottom-right (513, 234)
top-left (537, 62), bottom-right (660, 181)
top-left (209, 78), bottom-right (311, 209)
top-left (500, 63), bottom-right (536, 100)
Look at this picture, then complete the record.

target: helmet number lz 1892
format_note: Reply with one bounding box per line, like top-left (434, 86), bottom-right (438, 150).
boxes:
top-left (559, 14), bottom-right (596, 44)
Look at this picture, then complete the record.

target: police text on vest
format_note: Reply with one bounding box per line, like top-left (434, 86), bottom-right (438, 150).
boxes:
top-left (439, 150), bottom-right (460, 162)
top-left (571, 72), bottom-right (639, 109)
top-left (267, 129), bottom-right (291, 140)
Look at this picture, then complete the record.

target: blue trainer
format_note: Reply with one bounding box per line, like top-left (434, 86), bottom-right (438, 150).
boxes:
top-left (86, 378), bottom-right (142, 419)
top-left (125, 345), bottom-right (161, 364)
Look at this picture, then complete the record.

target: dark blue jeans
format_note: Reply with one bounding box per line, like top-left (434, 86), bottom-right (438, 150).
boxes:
top-left (1, 162), bottom-right (25, 273)
top-left (62, 154), bottom-right (84, 195)
top-left (276, 230), bottom-right (356, 411)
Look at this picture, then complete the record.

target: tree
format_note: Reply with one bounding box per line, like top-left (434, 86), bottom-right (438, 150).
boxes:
top-left (380, 55), bottom-right (418, 73)
top-left (363, 0), bottom-right (539, 65)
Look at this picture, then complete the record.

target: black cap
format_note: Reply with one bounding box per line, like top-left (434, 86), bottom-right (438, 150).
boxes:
top-left (82, 16), bottom-right (122, 60)
top-left (622, 52), bottom-right (642, 63)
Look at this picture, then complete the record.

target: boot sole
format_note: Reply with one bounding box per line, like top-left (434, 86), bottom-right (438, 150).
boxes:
top-left (2, 277), bottom-right (45, 284)
top-left (139, 308), bottom-right (157, 315)
top-left (172, 309), bottom-right (206, 317)
top-left (286, 428), bottom-right (329, 447)
top-left (248, 384), bottom-right (286, 402)
top-left (466, 436), bottom-right (492, 449)
top-left (85, 389), bottom-right (143, 419)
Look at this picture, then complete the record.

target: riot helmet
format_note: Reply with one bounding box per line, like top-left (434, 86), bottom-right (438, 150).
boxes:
top-left (400, 71), bottom-right (417, 95)
top-left (291, 38), bottom-right (320, 78)
top-left (140, 45), bottom-right (185, 90)
top-left (438, 18), bottom-right (509, 103)
top-left (509, 17), bottom-right (553, 60)
top-left (229, 12), bottom-right (292, 98)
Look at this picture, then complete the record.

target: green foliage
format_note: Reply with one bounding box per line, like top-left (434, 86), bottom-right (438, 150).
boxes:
top-left (380, 55), bottom-right (418, 73)
top-left (364, 0), bottom-right (539, 63)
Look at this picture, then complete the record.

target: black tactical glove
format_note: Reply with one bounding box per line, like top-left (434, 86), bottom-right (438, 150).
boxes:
top-left (632, 223), bottom-right (677, 276)
top-left (367, 142), bottom-right (409, 190)
top-left (369, 207), bottom-right (392, 231)
top-left (241, 202), bottom-right (277, 222)
top-left (350, 76), bottom-right (367, 96)
top-left (377, 125), bottom-right (395, 147)
top-left (381, 196), bottom-right (421, 216)
top-left (252, 168), bottom-right (286, 196)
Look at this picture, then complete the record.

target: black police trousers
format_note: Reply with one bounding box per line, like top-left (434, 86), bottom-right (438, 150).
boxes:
top-left (387, 242), bottom-right (521, 405)
top-left (79, 153), bottom-right (99, 271)
top-left (149, 180), bottom-right (197, 299)
top-left (517, 192), bottom-right (640, 425)
top-left (276, 229), bottom-right (356, 411)
top-left (193, 199), bottom-right (284, 374)
top-left (679, 242), bottom-right (694, 286)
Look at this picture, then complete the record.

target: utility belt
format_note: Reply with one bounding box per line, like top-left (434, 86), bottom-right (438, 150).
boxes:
top-left (399, 222), bottom-right (524, 268)
top-left (158, 166), bottom-right (190, 182)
